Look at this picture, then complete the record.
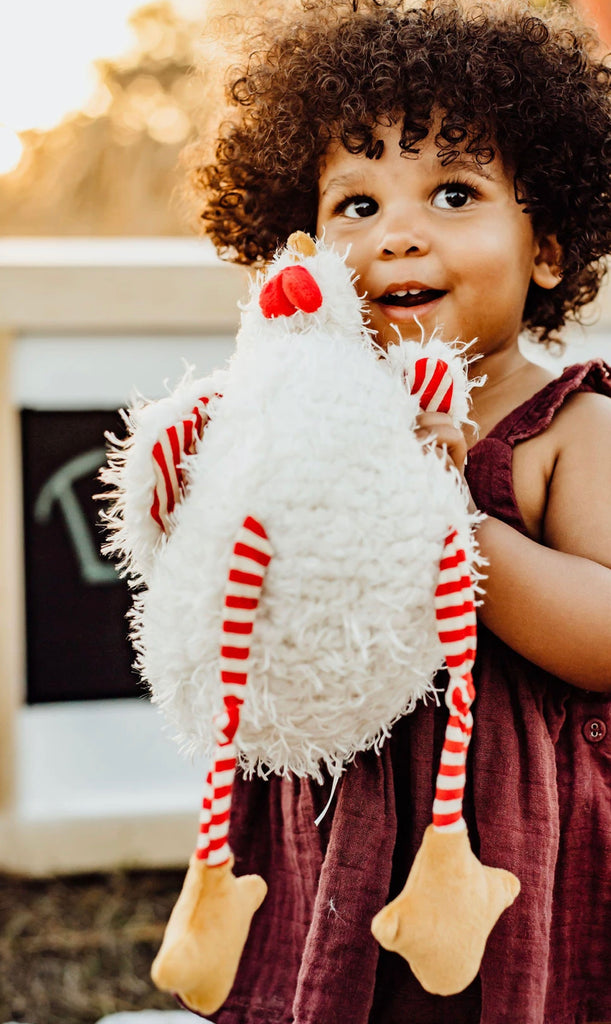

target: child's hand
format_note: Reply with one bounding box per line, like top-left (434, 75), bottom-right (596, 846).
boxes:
top-left (414, 411), bottom-right (468, 476)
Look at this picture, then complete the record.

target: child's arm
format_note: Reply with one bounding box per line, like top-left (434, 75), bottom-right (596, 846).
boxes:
top-left (418, 392), bottom-right (611, 692)
top-left (476, 517), bottom-right (611, 691)
top-left (476, 391), bottom-right (611, 692)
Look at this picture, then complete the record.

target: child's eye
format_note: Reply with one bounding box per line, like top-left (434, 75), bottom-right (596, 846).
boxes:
top-left (432, 183), bottom-right (477, 210)
top-left (336, 195), bottom-right (379, 219)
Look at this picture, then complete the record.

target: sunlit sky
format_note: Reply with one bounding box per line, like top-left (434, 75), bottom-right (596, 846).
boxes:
top-left (0, 0), bottom-right (204, 172)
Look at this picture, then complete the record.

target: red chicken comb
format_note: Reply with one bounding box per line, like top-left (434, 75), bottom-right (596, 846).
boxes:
top-left (259, 265), bottom-right (323, 319)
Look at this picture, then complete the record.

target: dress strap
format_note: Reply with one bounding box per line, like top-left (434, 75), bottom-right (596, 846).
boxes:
top-left (487, 359), bottom-right (611, 448)
top-left (465, 360), bottom-right (611, 536)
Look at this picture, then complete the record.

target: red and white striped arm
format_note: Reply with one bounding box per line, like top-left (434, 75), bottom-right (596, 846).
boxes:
top-left (432, 528), bottom-right (477, 834)
top-left (150, 394), bottom-right (219, 534)
top-left (196, 515), bottom-right (274, 867)
top-left (407, 356), bottom-right (454, 414)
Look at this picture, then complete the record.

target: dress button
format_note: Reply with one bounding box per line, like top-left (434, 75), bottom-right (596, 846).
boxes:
top-left (582, 718), bottom-right (607, 744)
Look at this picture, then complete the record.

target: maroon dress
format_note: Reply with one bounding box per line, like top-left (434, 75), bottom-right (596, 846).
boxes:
top-left (207, 361), bottom-right (611, 1024)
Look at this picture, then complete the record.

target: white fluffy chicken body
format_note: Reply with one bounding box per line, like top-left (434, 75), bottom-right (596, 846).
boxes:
top-left (106, 237), bottom-right (478, 781)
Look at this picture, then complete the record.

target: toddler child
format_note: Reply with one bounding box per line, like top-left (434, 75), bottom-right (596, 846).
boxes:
top-left (183, 1), bottom-right (611, 1021)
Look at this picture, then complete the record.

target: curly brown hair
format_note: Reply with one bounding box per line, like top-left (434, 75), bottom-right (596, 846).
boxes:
top-left (187, 0), bottom-right (611, 343)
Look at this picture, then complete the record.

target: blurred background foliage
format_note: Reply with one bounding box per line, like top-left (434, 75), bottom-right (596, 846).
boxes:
top-left (0, 2), bottom-right (206, 235)
top-left (0, 0), bottom-right (604, 238)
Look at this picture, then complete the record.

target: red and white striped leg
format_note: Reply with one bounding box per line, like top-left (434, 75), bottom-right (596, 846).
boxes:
top-left (151, 514), bottom-right (273, 1016)
top-left (196, 515), bottom-right (273, 866)
top-left (196, 731), bottom-right (237, 866)
top-left (372, 526), bottom-right (518, 996)
top-left (433, 528), bottom-right (477, 833)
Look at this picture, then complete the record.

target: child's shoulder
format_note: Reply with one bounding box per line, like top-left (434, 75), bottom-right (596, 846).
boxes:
top-left (539, 362), bottom-right (611, 472)
top-left (551, 379), bottom-right (611, 434)
top-left (514, 361), bottom-right (611, 563)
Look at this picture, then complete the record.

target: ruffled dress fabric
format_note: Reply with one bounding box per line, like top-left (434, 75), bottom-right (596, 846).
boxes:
top-left (207, 361), bottom-right (611, 1024)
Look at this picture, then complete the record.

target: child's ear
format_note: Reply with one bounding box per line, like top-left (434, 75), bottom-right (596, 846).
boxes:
top-left (532, 234), bottom-right (563, 290)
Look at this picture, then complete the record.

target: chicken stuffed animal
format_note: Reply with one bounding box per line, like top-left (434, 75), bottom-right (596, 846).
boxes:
top-left (103, 232), bottom-right (519, 1017)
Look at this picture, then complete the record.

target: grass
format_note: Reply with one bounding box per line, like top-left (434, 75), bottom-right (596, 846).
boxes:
top-left (0, 868), bottom-right (187, 1024)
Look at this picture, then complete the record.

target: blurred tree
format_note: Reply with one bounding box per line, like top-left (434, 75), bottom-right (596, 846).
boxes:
top-left (0, 3), bottom-right (207, 236)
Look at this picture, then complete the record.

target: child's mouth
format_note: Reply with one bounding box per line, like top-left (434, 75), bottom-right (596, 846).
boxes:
top-left (378, 287), bottom-right (446, 308)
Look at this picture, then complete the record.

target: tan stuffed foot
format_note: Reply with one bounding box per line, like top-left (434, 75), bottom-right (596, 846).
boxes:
top-left (371, 825), bottom-right (520, 996)
top-left (151, 853), bottom-right (267, 1016)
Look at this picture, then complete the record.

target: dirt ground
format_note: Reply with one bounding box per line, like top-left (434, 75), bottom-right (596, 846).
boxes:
top-left (0, 867), bottom-right (188, 1024)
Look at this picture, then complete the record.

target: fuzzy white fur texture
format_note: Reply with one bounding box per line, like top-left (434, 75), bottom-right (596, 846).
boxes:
top-left (104, 239), bottom-right (481, 781)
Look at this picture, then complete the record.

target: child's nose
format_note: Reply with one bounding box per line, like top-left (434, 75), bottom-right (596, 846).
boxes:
top-left (378, 209), bottom-right (431, 259)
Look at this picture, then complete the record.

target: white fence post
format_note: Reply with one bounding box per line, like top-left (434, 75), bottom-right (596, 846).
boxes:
top-left (0, 328), bottom-right (24, 816)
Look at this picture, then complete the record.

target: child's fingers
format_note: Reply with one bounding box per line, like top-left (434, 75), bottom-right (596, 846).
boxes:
top-left (414, 411), bottom-right (468, 473)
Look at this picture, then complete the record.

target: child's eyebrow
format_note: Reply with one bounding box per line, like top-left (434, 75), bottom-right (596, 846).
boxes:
top-left (319, 173), bottom-right (370, 199)
top-left (319, 157), bottom-right (497, 201)
top-left (448, 157), bottom-right (495, 181)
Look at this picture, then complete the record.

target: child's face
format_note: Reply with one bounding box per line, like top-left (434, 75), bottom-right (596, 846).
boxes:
top-left (316, 121), bottom-right (553, 355)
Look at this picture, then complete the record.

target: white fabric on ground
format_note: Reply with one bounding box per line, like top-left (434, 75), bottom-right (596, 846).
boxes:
top-left (95, 1012), bottom-right (205, 1022)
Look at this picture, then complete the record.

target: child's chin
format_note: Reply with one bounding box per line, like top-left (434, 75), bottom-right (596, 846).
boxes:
top-left (376, 324), bottom-right (424, 348)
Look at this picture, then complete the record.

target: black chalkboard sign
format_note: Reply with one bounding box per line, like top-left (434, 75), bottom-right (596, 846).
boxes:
top-left (21, 410), bottom-right (143, 703)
